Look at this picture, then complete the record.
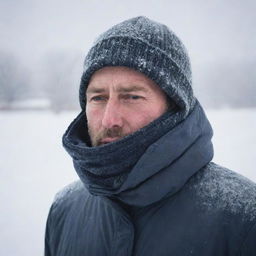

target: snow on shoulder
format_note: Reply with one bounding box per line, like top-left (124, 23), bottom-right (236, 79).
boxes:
top-left (53, 180), bottom-right (88, 207)
top-left (191, 162), bottom-right (256, 222)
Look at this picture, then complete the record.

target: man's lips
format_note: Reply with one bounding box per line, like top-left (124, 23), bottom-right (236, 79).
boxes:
top-left (100, 137), bottom-right (121, 144)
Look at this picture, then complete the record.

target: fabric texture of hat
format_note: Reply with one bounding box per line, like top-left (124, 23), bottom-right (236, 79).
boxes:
top-left (79, 16), bottom-right (196, 117)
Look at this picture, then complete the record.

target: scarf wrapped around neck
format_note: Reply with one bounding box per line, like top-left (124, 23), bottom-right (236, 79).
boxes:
top-left (63, 101), bottom-right (214, 207)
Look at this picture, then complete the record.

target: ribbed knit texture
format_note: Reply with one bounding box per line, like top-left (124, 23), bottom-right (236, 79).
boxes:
top-left (63, 107), bottom-right (180, 189)
top-left (79, 16), bottom-right (196, 118)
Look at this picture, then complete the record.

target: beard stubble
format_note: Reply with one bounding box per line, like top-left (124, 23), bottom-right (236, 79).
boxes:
top-left (88, 126), bottom-right (127, 146)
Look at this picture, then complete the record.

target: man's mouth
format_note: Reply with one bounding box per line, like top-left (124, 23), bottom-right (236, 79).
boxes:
top-left (100, 137), bottom-right (121, 145)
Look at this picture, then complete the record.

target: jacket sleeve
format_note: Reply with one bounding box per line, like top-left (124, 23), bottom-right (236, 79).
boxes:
top-left (240, 220), bottom-right (256, 256)
top-left (44, 204), bottom-right (55, 256)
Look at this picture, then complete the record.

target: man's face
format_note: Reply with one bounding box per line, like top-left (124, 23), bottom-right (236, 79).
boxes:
top-left (86, 66), bottom-right (168, 146)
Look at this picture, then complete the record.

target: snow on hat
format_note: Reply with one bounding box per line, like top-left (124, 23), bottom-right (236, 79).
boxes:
top-left (79, 16), bottom-right (196, 116)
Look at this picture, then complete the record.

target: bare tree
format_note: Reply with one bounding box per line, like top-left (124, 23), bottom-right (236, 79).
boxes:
top-left (40, 50), bottom-right (82, 112)
top-left (0, 50), bottom-right (30, 109)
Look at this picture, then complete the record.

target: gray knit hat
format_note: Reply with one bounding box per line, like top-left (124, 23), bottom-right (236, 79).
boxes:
top-left (79, 16), bottom-right (196, 116)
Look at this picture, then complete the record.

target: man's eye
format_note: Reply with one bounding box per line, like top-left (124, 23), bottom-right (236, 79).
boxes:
top-left (90, 96), bottom-right (105, 102)
top-left (123, 94), bottom-right (142, 100)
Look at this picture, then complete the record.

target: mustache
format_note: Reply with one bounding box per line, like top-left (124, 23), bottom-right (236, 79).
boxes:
top-left (89, 127), bottom-right (127, 146)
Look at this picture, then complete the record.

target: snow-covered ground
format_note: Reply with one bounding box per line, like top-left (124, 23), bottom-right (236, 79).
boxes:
top-left (0, 109), bottom-right (255, 256)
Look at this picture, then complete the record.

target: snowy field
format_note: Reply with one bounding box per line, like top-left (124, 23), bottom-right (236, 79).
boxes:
top-left (0, 109), bottom-right (256, 256)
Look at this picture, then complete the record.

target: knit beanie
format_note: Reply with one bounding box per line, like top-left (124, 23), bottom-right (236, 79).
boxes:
top-left (79, 16), bottom-right (196, 117)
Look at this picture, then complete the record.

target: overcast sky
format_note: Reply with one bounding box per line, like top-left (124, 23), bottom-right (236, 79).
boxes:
top-left (1, 0), bottom-right (255, 68)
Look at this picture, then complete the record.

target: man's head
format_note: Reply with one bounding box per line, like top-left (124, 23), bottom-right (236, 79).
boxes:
top-left (86, 66), bottom-right (169, 146)
top-left (79, 16), bottom-right (196, 145)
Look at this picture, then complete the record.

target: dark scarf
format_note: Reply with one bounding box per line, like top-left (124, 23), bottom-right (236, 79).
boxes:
top-left (63, 101), bottom-right (214, 206)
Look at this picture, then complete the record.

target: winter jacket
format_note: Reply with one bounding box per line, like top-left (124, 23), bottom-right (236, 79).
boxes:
top-left (44, 103), bottom-right (256, 256)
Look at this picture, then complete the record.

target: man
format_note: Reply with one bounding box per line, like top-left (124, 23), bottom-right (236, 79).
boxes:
top-left (45, 16), bottom-right (256, 255)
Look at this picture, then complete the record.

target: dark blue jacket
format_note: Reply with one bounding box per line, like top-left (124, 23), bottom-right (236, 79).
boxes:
top-left (45, 104), bottom-right (256, 256)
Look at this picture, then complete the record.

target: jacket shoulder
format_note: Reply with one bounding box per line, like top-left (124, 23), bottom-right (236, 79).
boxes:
top-left (45, 181), bottom-right (92, 255)
top-left (190, 162), bottom-right (256, 222)
top-left (52, 180), bottom-right (89, 209)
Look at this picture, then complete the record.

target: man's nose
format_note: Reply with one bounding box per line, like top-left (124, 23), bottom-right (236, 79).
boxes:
top-left (101, 100), bottom-right (123, 129)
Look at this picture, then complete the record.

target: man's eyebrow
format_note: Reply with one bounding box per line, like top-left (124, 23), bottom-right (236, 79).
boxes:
top-left (86, 85), bottom-right (148, 94)
top-left (116, 85), bottom-right (148, 93)
top-left (86, 87), bottom-right (106, 94)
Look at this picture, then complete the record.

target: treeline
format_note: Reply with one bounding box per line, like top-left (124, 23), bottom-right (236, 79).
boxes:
top-left (0, 49), bottom-right (255, 111)
top-left (194, 58), bottom-right (256, 109)
top-left (0, 49), bottom-right (82, 112)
